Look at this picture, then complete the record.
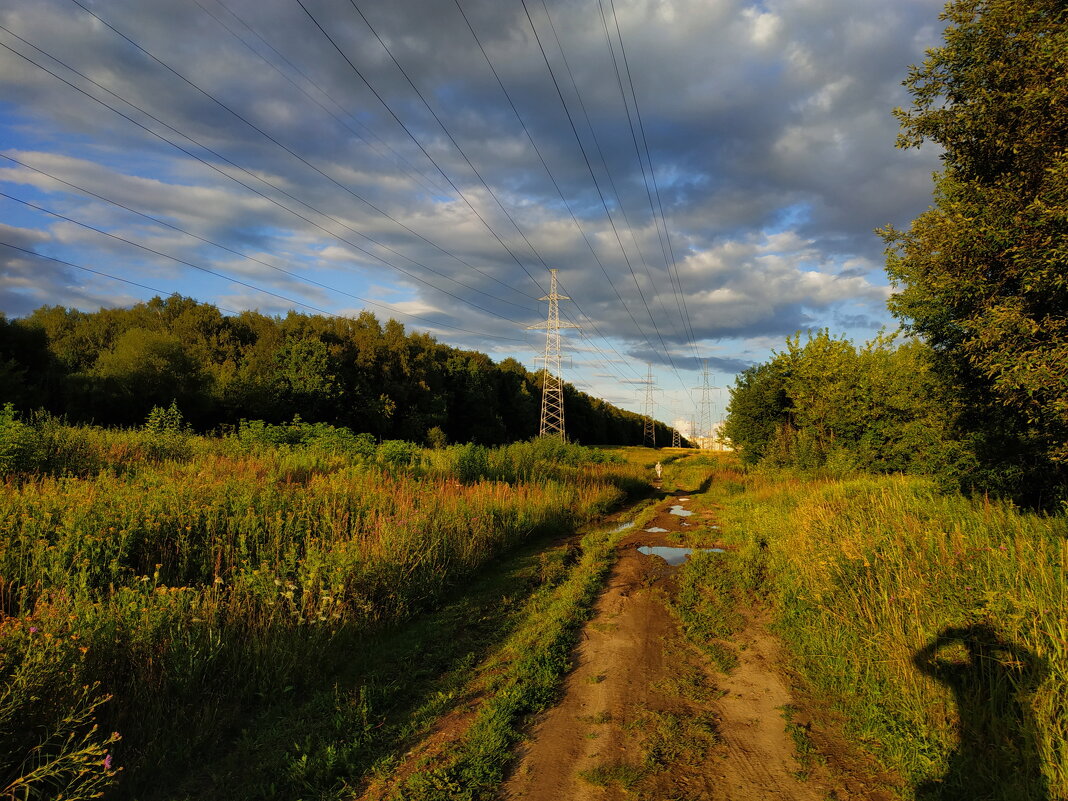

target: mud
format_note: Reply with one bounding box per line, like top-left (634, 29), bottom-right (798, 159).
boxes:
top-left (505, 489), bottom-right (891, 801)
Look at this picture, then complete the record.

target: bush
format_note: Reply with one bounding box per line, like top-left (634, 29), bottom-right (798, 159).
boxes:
top-left (451, 443), bottom-right (490, 484)
top-left (0, 404), bottom-right (42, 474)
top-left (377, 440), bottom-right (418, 470)
top-left (236, 418), bottom-right (378, 460)
top-left (141, 401), bottom-right (192, 462)
top-left (425, 426), bottom-right (447, 450)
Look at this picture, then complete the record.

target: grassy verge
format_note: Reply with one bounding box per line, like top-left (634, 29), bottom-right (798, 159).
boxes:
top-left (674, 460), bottom-right (1067, 801)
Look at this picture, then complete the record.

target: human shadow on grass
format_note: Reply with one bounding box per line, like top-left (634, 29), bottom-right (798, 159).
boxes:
top-left (913, 624), bottom-right (1048, 801)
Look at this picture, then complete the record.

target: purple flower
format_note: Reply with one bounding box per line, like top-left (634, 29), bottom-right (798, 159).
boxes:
top-left (103, 753), bottom-right (113, 770)
top-left (28, 627), bottom-right (37, 634)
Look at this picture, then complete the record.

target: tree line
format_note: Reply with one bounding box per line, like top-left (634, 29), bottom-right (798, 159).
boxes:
top-left (725, 0), bottom-right (1067, 507)
top-left (0, 295), bottom-right (675, 447)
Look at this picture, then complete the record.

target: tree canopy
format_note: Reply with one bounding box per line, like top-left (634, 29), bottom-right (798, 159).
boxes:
top-left (722, 331), bottom-right (960, 479)
top-left (0, 296), bottom-right (672, 447)
top-left (880, 0), bottom-right (1068, 502)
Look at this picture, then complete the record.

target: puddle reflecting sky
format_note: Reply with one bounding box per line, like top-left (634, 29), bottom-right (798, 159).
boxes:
top-left (637, 545), bottom-right (726, 566)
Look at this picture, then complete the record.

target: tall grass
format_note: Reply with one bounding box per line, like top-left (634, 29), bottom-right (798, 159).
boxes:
top-left (711, 469), bottom-right (1066, 800)
top-left (0, 420), bottom-right (645, 799)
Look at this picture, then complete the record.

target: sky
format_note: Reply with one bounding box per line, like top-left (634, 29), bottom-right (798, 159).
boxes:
top-left (0, 0), bottom-right (947, 427)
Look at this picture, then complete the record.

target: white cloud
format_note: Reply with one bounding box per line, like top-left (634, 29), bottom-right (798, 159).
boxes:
top-left (0, 0), bottom-right (948, 381)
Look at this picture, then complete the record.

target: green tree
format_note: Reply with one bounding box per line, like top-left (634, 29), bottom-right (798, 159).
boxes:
top-left (722, 359), bottom-right (791, 464)
top-left (91, 328), bottom-right (207, 423)
top-left (881, 0), bottom-right (1068, 502)
top-left (782, 330), bottom-right (864, 450)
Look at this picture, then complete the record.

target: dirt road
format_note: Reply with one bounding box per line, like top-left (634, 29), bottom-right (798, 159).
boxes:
top-left (504, 486), bottom-right (891, 801)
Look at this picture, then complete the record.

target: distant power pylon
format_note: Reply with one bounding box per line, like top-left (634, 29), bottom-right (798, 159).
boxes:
top-left (527, 269), bottom-right (579, 438)
top-left (691, 360), bottom-right (717, 449)
top-left (672, 427), bottom-right (681, 448)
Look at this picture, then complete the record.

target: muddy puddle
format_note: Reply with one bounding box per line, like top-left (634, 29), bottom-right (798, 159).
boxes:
top-left (637, 545), bottom-right (725, 566)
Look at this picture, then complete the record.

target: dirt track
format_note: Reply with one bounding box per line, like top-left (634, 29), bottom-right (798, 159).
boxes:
top-left (504, 486), bottom-right (890, 801)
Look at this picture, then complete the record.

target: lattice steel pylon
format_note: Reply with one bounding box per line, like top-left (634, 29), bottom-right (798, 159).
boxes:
top-left (691, 360), bottom-right (717, 449)
top-left (526, 269), bottom-right (579, 438)
top-left (641, 363), bottom-right (657, 448)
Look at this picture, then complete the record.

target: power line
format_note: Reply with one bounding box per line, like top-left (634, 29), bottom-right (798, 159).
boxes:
top-left (518, 0), bottom-right (698, 409)
top-left (0, 153), bottom-right (531, 339)
top-left (452, 0), bottom-right (646, 385)
top-left (0, 191), bottom-right (527, 341)
top-left (297, 0), bottom-right (551, 301)
top-left (6, 3), bottom-right (706, 406)
top-left (0, 30), bottom-right (544, 327)
top-left (64, 0), bottom-right (531, 299)
top-left (305, 0), bottom-right (650, 398)
top-left (57, 1), bottom-right (538, 308)
top-left (0, 241), bottom-right (238, 315)
top-left (595, 0), bottom-right (697, 358)
top-left (606, 0), bottom-right (702, 364)
top-left (516, 0), bottom-right (657, 354)
top-left (533, 0), bottom-right (684, 368)
top-left (196, 0), bottom-right (452, 200)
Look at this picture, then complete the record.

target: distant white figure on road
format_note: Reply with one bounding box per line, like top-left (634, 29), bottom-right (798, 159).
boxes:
top-left (655, 461), bottom-right (663, 480)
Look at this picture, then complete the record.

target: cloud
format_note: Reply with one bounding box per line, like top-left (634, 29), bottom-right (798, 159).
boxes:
top-left (0, 0), bottom-right (947, 397)
top-left (0, 222), bottom-right (144, 315)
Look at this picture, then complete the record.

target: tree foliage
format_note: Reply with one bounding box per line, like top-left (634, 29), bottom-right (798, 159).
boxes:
top-left (723, 331), bottom-right (961, 479)
top-left (2, 296), bottom-right (671, 447)
top-left (881, 0), bottom-right (1068, 502)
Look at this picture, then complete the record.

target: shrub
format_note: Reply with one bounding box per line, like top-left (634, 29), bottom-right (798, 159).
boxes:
top-left (0, 404), bottom-right (41, 474)
top-left (141, 401), bottom-right (192, 462)
top-left (377, 439), bottom-right (418, 470)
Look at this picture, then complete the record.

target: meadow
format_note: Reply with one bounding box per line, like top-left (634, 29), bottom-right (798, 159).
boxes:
top-left (0, 408), bottom-right (647, 800)
top-left (671, 458), bottom-right (1067, 800)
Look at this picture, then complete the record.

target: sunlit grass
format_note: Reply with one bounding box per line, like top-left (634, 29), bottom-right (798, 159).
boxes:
top-left (682, 466), bottom-right (1067, 800)
top-left (0, 427), bottom-right (647, 799)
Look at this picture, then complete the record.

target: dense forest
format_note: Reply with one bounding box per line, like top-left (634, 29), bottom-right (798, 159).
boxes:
top-left (0, 296), bottom-right (674, 447)
top-left (724, 0), bottom-right (1068, 508)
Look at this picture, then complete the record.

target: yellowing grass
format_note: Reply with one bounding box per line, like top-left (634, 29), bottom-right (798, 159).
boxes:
top-left (716, 471), bottom-right (1066, 799)
top-left (0, 436), bottom-right (645, 799)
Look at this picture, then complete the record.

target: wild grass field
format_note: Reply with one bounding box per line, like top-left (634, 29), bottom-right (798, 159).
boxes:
top-left (671, 457), bottom-right (1067, 800)
top-left (0, 409), bottom-right (647, 800)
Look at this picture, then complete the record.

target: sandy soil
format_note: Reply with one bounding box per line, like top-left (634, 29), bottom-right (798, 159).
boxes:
top-left (504, 487), bottom-right (893, 801)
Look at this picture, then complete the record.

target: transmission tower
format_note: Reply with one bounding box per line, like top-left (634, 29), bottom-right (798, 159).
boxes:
top-left (641, 363), bottom-right (658, 448)
top-left (526, 269), bottom-right (579, 438)
top-left (672, 427), bottom-right (681, 448)
top-left (691, 360), bottom-right (717, 449)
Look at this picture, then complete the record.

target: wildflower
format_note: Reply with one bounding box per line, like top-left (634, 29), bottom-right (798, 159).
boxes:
top-left (29, 626), bottom-right (37, 634)
top-left (103, 753), bottom-right (113, 770)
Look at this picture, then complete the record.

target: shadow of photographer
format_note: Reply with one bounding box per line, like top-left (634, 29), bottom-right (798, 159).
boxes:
top-left (913, 624), bottom-right (1048, 800)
